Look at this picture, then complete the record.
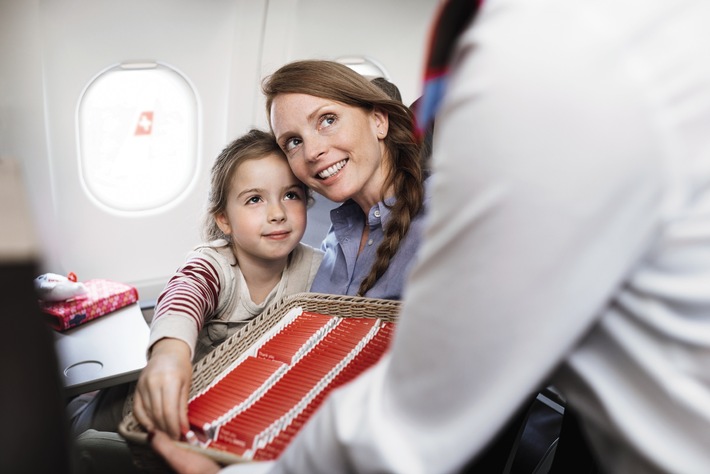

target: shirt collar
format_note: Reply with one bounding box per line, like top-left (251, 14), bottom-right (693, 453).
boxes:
top-left (330, 197), bottom-right (396, 229)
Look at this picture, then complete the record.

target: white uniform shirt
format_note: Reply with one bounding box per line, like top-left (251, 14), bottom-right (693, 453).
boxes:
top-left (224, 1), bottom-right (710, 472)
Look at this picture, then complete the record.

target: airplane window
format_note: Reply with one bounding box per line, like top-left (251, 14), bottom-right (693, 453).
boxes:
top-left (77, 62), bottom-right (198, 213)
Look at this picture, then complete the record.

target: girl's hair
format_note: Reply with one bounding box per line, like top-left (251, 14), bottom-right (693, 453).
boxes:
top-left (203, 128), bottom-right (311, 242)
top-left (262, 60), bottom-right (424, 296)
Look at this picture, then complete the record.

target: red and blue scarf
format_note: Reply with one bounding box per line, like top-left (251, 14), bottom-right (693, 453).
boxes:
top-left (416, 0), bottom-right (484, 139)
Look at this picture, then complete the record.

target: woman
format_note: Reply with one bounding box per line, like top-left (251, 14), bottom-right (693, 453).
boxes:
top-left (264, 60), bottom-right (427, 299)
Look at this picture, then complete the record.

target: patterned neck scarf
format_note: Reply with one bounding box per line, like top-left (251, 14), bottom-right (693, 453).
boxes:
top-left (415, 0), bottom-right (484, 138)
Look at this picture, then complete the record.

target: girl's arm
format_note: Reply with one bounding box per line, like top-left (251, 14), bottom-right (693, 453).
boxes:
top-left (136, 254), bottom-right (222, 439)
top-left (134, 337), bottom-right (193, 439)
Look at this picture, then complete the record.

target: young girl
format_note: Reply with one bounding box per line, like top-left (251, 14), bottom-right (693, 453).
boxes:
top-left (131, 129), bottom-right (323, 440)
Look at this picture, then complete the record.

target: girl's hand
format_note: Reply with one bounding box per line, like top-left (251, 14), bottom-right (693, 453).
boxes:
top-left (134, 338), bottom-right (193, 440)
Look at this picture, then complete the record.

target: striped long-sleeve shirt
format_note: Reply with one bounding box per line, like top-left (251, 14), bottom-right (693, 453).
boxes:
top-left (149, 241), bottom-right (323, 361)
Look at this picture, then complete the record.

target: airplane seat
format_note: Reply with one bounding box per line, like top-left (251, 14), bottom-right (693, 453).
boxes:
top-left (510, 387), bottom-right (565, 474)
top-left (460, 385), bottom-right (563, 474)
top-left (0, 160), bottom-right (73, 473)
top-left (493, 385), bottom-right (607, 474)
top-left (0, 260), bottom-right (74, 474)
top-left (548, 402), bottom-right (602, 473)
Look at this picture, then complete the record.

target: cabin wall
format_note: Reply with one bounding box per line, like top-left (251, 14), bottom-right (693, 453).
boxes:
top-left (1, 1), bottom-right (55, 265)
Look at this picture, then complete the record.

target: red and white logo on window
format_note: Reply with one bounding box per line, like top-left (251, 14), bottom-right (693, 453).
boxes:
top-left (134, 111), bottom-right (154, 136)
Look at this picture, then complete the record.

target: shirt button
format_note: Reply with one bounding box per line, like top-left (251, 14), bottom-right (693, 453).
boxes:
top-left (374, 210), bottom-right (381, 218)
top-left (368, 239), bottom-right (374, 246)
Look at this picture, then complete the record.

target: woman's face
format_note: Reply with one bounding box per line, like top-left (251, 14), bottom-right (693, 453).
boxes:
top-left (270, 93), bottom-right (390, 212)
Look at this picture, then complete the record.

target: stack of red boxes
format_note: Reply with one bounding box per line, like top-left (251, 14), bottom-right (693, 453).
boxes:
top-left (187, 311), bottom-right (394, 460)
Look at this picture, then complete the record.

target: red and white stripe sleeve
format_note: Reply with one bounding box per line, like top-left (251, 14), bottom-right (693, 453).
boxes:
top-left (148, 256), bottom-right (222, 356)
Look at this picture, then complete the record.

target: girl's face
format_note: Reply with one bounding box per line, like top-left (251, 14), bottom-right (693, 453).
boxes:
top-left (215, 152), bottom-right (307, 267)
top-left (270, 93), bottom-right (391, 213)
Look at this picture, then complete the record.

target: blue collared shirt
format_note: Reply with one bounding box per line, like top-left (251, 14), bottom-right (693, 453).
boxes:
top-left (311, 189), bottom-right (429, 300)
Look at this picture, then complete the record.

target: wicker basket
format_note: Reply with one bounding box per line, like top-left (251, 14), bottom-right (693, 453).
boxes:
top-left (118, 292), bottom-right (400, 471)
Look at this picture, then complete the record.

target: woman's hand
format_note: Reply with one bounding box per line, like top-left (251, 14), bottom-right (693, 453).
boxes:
top-left (134, 338), bottom-right (193, 439)
top-left (150, 430), bottom-right (222, 474)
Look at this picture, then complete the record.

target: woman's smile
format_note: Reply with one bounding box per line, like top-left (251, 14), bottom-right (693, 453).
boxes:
top-left (317, 159), bottom-right (348, 179)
